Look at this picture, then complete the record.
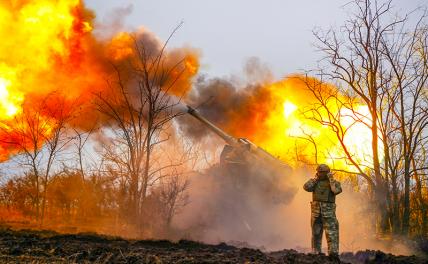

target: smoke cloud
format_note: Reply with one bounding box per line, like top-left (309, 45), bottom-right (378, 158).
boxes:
top-left (174, 165), bottom-right (412, 254)
top-left (178, 58), bottom-right (274, 142)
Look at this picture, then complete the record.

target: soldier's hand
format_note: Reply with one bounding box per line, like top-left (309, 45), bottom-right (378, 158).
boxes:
top-left (315, 172), bottom-right (320, 180)
top-left (327, 172), bottom-right (334, 181)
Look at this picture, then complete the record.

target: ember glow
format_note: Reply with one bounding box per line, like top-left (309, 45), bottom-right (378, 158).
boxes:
top-left (0, 0), bottom-right (199, 160)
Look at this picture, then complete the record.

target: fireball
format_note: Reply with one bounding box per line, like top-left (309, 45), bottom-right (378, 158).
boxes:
top-left (0, 0), bottom-right (199, 160)
top-left (233, 77), bottom-right (376, 173)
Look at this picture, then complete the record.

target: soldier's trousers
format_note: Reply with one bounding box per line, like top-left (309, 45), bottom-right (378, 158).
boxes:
top-left (310, 201), bottom-right (339, 255)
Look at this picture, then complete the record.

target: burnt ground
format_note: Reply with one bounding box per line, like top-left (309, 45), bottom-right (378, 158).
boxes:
top-left (0, 228), bottom-right (426, 264)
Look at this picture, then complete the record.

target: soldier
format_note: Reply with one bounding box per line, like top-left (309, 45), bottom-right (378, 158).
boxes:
top-left (303, 164), bottom-right (342, 259)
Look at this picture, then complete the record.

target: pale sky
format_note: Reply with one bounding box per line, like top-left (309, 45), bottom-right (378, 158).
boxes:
top-left (85, 0), bottom-right (425, 79)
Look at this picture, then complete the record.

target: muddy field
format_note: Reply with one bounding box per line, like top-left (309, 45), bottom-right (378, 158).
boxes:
top-left (0, 228), bottom-right (425, 263)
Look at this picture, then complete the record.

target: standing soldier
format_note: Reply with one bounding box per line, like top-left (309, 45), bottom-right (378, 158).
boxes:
top-left (303, 164), bottom-right (342, 259)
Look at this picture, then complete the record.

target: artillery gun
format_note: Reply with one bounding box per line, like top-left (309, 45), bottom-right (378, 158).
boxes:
top-left (186, 105), bottom-right (296, 204)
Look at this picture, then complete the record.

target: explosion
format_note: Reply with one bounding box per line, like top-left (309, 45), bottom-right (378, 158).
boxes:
top-left (0, 0), bottom-right (199, 160)
top-left (184, 75), bottom-right (374, 174)
top-left (0, 0), bottom-right (373, 174)
top-left (251, 78), bottom-right (374, 172)
top-left (0, 77), bottom-right (21, 119)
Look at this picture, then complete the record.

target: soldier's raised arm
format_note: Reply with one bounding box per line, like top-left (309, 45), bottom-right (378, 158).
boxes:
top-left (303, 178), bottom-right (317, 192)
top-left (328, 173), bottom-right (342, 195)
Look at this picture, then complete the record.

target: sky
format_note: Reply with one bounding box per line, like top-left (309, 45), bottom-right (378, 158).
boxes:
top-left (85, 0), bottom-right (426, 79)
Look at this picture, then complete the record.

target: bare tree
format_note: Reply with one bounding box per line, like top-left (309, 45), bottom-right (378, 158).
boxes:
top-left (72, 127), bottom-right (95, 180)
top-left (0, 93), bottom-right (74, 225)
top-left (381, 17), bottom-right (428, 234)
top-left (0, 98), bottom-right (51, 220)
top-left (158, 168), bottom-right (190, 228)
top-left (95, 26), bottom-right (193, 229)
top-left (310, 0), bottom-right (428, 235)
top-left (39, 95), bottom-right (74, 226)
top-left (297, 75), bottom-right (374, 182)
top-left (312, 1), bottom-right (400, 228)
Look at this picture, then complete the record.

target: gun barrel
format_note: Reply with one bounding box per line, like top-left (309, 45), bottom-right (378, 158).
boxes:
top-left (186, 105), bottom-right (237, 146)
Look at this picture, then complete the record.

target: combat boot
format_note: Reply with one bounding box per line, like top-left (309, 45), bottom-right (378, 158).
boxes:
top-left (328, 253), bottom-right (340, 263)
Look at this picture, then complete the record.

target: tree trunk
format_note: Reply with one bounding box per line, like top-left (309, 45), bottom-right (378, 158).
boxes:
top-left (382, 137), bottom-right (393, 233)
top-left (412, 158), bottom-right (427, 235)
top-left (402, 158), bottom-right (411, 235)
top-left (371, 108), bottom-right (388, 233)
top-left (391, 174), bottom-right (400, 234)
top-left (32, 162), bottom-right (40, 221)
top-left (40, 178), bottom-right (48, 226)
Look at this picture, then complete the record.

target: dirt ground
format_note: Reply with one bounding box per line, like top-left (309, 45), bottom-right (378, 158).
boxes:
top-left (0, 228), bottom-right (426, 263)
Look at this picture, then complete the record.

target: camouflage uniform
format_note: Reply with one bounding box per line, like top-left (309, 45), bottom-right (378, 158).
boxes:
top-left (303, 165), bottom-right (342, 256)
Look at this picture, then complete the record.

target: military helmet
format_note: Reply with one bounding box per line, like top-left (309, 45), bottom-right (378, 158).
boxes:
top-left (316, 164), bottom-right (330, 173)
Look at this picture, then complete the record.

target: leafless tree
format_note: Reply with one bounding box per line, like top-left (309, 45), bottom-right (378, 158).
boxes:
top-left (158, 168), bottom-right (190, 228)
top-left (380, 15), bottom-right (428, 234)
top-left (39, 95), bottom-right (74, 226)
top-left (0, 93), bottom-right (73, 224)
top-left (95, 25), bottom-right (193, 229)
top-left (297, 75), bottom-right (373, 181)
top-left (309, 0), bottom-right (428, 235)
top-left (312, 1), bottom-right (398, 227)
top-left (0, 98), bottom-right (51, 220)
top-left (72, 127), bottom-right (95, 180)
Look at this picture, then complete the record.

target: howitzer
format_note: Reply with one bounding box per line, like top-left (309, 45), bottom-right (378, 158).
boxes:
top-left (182, 105), bottom-right (297, 237)
top-left (186, 105), bottom-right (295, 205)
top-left (186, 105), bottom-right (288, 168)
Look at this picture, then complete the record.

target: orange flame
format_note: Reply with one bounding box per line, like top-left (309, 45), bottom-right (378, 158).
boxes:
top-left (0, 0), bottom-right (199, 160)
top-left (224, 77), bottom-right (374, 173)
